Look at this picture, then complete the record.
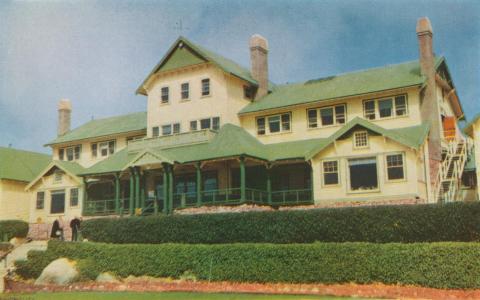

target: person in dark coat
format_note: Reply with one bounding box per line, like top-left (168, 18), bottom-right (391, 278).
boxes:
top-left (70, 217), bottom-right (81, 242)
top-left (50, 219), bottom-right (62, 239)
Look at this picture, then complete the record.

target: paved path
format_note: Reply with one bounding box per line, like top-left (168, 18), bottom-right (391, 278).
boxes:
top-left (0, 240), bottom-right (47, 292)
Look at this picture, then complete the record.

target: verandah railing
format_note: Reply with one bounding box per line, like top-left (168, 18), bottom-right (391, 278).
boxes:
top-left (84, 188), bottom-right (312, 216)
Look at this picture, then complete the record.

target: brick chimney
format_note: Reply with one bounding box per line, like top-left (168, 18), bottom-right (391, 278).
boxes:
top-left (249, 34), bottom-right (269, 100)
top-left (58, 99), bottom-right (71, 136)
top-left (416, 17), bottom-right (442, 198)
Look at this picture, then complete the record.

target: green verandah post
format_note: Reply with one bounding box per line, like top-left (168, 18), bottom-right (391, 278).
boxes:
top-left (240, 156), bottom-right (246, 202)
top-left (168, 165), bottom-right (174, 214)
top-left (140, 171), bottom-right (146, 211)
top-left (129, 168), bottom-right (135, 215)
top-left (310, 162), bottom-right (314, 203)
top-left (114, 173), bottom-right (120, 215)
top-left (82, 178), bottom-right (88, 216)
top-left (196, 162), bottom-right (202, 207)
top-left (135, 167), bottom-right (140, 211)
top-left (266, 165), bottom-right (272, 205)
top-left (162, 163), bottom-right (169, 214)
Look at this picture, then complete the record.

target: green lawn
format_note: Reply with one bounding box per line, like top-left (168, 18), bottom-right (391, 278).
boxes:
top-left (0, 292), bottom-right (371, 300)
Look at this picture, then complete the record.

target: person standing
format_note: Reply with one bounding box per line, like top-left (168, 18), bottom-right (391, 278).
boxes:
top-left (50, 219), bottom-right (62, 239)
top-left (70, 217), bottom-right (81, 242)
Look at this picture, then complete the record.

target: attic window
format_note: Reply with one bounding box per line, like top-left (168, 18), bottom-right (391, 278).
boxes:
top-left (244, 86), bottom-right (255, 100)
top-left (354, 131), bottom-right (368, 148)
top-left (54, 170), bottom-right (63, 183)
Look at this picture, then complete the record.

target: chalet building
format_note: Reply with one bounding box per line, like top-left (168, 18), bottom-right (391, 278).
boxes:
top-left (24, 17), bottom-right (476, 228)
top-left (0, 147), bottom-right (50, 221)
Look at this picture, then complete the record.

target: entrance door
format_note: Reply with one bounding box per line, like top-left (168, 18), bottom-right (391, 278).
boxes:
top-left (50, 190), bottom-right (65, 214)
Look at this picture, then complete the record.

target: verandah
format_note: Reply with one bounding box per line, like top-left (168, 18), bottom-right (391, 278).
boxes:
top-left (82, 158), bottom-right (313, 216)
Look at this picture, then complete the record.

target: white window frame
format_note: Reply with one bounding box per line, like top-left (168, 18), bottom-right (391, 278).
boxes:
top-left (322, 160), bottom-right (340, 186)
top-left (385, 153), bottom-right (406, 182)
top-left (346, 156), bottom-right (380, 193)
top-left (98, 140), bottom-right (116, 157)
top-left (36, 191), bottom-right (45, 210)
top-left (256, 112), bottom-right (292, 135)
top-left (181, 82), bottom-right (190, 100)
top-left (307, 104), bottom-right (346, 128)
top-left (53, 170), bottom-right (63, 183)
top-left (70, 188), bottom-right (79, 207)
top-left (190, 120), bottom-right (198, 131)
top-left (201, 78), bottom-right (210, 96)
top-left (161, 86), bottom-right (169, 104)
top-left (363, 94), bottom-right (408, 120)
top-left (60, 145), bottom-right (81, 161)
top-left (162, 124), bottom-right (172, 136)
top-left (353, 131), bottom-right (369, 149)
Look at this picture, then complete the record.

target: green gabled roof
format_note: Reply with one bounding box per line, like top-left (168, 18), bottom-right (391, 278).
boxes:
top-left (304, 117), bottom-right (430, 160)
top-left (239, 57), bottom-right (445, 115)
top-left (46, 111), bottom-right (147, 146)
top-left (80, 148), bottom-right (137, 175)
top-left (25, 160), bottom-right (86, 190)
top-left (0, 147), bottom-right (51, 182)
top-left (464, 113), bottom-right (480, 138)
top-left (136, 36), bottom-right (263, 95)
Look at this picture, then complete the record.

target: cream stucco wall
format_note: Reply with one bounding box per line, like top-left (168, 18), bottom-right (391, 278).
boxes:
top-left (0, 179), bottom-right (31, 221)
top-left (145, 63), bottom-right (251, 137)
top-left (51, 131), bottom-right (146, 168)
top-left (239, 87), bottom-right (422, 144)
top-left (310, 133), bottom-right (426, 203)
top-left (28, 169), bottom-right (83, 224)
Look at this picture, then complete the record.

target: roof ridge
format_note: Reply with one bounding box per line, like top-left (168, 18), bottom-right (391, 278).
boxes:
top-left (87, 111), bottom-right (146, 123)
top-left (0, 146), bottom-right (50, 157)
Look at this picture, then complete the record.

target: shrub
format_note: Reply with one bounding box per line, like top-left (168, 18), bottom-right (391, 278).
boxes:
top-left (15, 250), bottom-right (58, 279)
top-left (81, 202), bottom-right (480, 244)
top-left (0, 220), bottom-right (29, 241)
top-left (14, 240), bottom-right (480, 289)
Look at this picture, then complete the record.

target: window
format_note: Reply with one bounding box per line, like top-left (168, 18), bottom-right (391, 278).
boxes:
top-left (181, 83), bottom-right (189, 100)
top-left (348, 157), bottom-right (378, 191)
top-left (190, 121), bottom-right (197, 131)
top-left (91, 143), bottom-right (97, 158)
top-left (97, 140), bottom-right (115, 157)
top-left (36, 192), bottom-right (45, 209)
top-left (201, 78), bottom-right (210, 96)
top-left (363, 94), bottom-right (408, 119)
top-left (354, 131), bottom-right (369, 148)
top-left (256, 113), bottom-right (292, 135)
top-left (257, 117), bottom-right (266, 135)
top-left (161, 87), bottom-right (169, 103)
top-left (212, 117), bottom-right (220, 130)
top-left (127, 135), bottom-right (145, 143)
top-left (70, 188), bottom-right (79, 207)
top-left (200, 118), bottom-right (211, 130)
top-left (54, 170), bottom-right (63, 183)
top-left (364, 100), bottom-right (376, 120)
top-left (461, 170), bottom-right (477, 188)
top-left (152, 126), bottom-right (160, 137)
top-left (60, 145), bottom-right (81, 161)
top-left (50, 190), bottom-right (65, 214)
top-left (173, 123), bottom-right (181, 134)
top-left (394, 95), bottom-right (408, 116)
top-left (162, 124), bottom-right (172, 136)
top-left (308, 104), bottom-right (346, 128)
top-left (323, 160), bottom-right (339, 185)
top-left (244, 85), bottom-right (255, 100)
top-left (386, 154), bottom-right (405, 180)
top-left (378, 98), bottom-right (393, 118)
top-left (308, 109), bottom-right (317, 128)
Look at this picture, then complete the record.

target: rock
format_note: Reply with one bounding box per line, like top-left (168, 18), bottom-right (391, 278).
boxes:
top-left (35, 258), bottom-right (78, 285)
top-left (96, 272), bottom-right (119, 283)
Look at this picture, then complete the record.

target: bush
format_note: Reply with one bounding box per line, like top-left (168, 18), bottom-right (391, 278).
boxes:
top-left (81, 202), bottom-right (480, 244)
top-left (15, 240), bottom-right (480, 289)
top-left (15, 250), bottom-right (58, 279)
top-left (0, 220), bottom-right (29, 241)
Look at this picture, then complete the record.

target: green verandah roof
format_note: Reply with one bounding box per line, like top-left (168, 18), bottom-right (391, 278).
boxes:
top-left (81, 121), bottom-right (429, 176)
top-left (239, 57), bottom-right (445, 115)
top-left (46, 112), bottom-right (147, 146)
top-left (0, 147), bottom-right (51, 182)
top-left (136, 36), bottom-right (272, 96)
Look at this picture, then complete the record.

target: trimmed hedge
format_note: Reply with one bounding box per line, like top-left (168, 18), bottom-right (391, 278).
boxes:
top-left (0, 220), bottom-right (29, 240)
top-left (15, 240), bottom-right (480, 289)
top-left (81, 202), bottom-right (480, 244)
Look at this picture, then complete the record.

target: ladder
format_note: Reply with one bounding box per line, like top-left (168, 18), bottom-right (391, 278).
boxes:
top-left (433, 138), bottom-right (467, 203)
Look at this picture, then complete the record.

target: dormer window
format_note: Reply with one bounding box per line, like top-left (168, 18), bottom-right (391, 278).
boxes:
top-left (161, 87), bottom-right (169, 103)
top-left (92, 140), bottom-right (115, 157)
top-left (244, 85), bottom-right (255, 100)
top-left (59, 145), bottom-right (81, 161)
top-left (201, 78), bottom-right (210, 96)
top-left (181, 83), bottom-right (189, 100)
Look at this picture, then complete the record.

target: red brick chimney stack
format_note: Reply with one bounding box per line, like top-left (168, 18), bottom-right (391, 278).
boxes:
top-left (249, 34), bottom-right (269, 100)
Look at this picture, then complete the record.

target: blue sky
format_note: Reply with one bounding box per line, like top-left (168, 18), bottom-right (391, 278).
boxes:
top-left (0, 0), bottom-right (479, 153)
